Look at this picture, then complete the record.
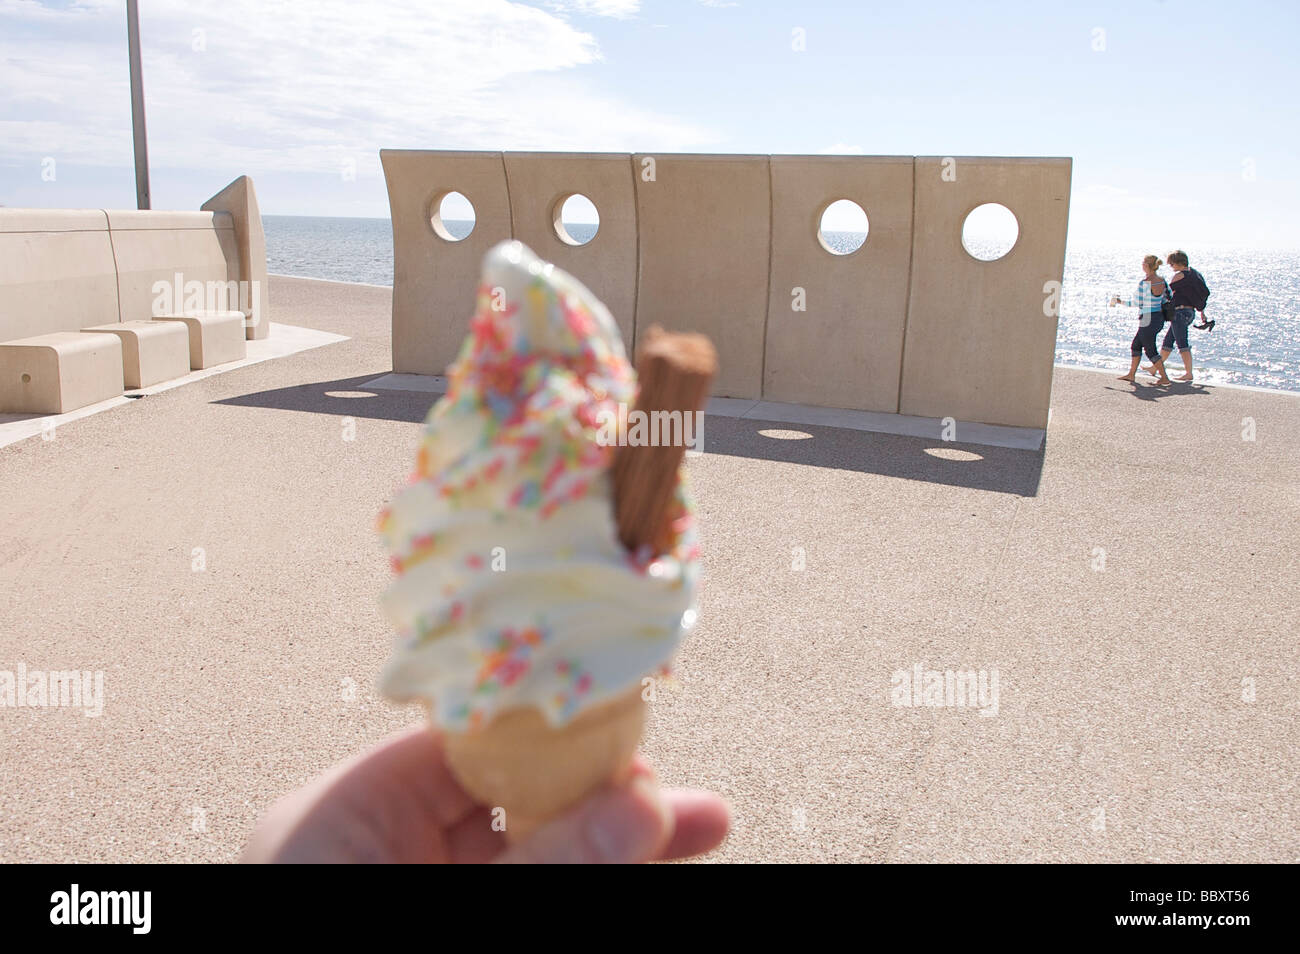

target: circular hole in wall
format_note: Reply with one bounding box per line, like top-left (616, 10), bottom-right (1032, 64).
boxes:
top-left (430, 191), bottom-right (475, 241)
top-left (818, 199), bottom-right (869, 255)
top-left (553, 193), bottom-right (599, 246)
top-left (961, 202), bottom-right (1018, 261)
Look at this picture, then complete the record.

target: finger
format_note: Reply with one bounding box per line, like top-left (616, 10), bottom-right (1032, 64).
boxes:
top-left (493, 775), bottom-right (673, 864)
top-left (655, 789), bottom-right (731, 861)
top-left (346, 725), bottom-right (480, 830)
top-left (449, 759), bottom-right (663, 864)
top-left (626, 755), bottom-right (655, 782)
top-left (445, 806), bottom-right (507, 863)
top-left (243, 724), bottom-right (476, 863)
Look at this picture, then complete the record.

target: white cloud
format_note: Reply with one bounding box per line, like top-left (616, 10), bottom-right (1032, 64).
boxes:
top-left (0, 0), bottom-right (711, 181)
top-left (551, 0), bottom-right (641, 17)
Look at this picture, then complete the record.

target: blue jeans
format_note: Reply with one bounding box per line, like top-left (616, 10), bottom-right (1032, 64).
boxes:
top-left (1162, 307), bottom-right (1195, 353)
top-left (1131, 312), bottom-right (1165, 359)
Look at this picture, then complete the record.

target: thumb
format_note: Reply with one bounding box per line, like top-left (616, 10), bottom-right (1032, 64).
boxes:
top-left (495, 775), bottom-right (674, 864)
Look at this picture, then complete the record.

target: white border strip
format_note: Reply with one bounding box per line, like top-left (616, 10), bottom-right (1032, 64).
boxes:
top-left (361, 374), bottom-right (1046, 450)
top-left (1, 322), bottom-right (348, 450)
top-left (362, 372), bottom-right (447, 393)
top-left (269, 271), bottom-right (393, 290)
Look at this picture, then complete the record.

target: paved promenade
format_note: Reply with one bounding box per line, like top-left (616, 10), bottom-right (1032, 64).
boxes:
top-left (2, 275), bottom-right (1296, 862)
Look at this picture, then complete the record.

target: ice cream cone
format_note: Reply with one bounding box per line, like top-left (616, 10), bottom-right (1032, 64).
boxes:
top-left (438, 327), bottom-right (711, 840)
top-left (441, 687), bottom-right (645, 842)
top-left (378, 242), bottom-right (714, 845)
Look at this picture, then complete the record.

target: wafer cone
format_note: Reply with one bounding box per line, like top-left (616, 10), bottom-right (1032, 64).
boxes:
top-left (440, 688), bottom-right (646, 842)
top-left (442, 327), bottom-right (716, 843)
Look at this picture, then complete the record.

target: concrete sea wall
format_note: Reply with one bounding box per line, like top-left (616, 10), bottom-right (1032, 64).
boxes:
top-left (0, 175), bottom-right (269, 343)
top-left (382, 150), bottom-right (1071, 429)
top-left (0, 176), bottom-right (270, 414)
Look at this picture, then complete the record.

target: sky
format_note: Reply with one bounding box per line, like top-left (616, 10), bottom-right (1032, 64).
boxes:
top-left (2, 0), bottom-right (1298, 248)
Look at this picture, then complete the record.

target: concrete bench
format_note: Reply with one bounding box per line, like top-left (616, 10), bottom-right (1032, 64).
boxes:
top-left (152, 311), bottom-right (247, 369)
top-left (0, 332), bottom-right (124, 414)
top-left (81, 320), bottom-right (190, 390)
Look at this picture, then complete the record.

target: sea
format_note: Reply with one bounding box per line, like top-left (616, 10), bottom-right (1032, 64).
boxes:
top-left (264, 215), bottom-right (1300, 394)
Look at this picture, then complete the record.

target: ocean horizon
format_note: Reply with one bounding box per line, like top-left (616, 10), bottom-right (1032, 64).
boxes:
top-left (264, 214), bottom-right (1300, 395)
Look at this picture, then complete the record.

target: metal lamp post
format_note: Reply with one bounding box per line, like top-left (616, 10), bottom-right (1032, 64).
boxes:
top-left (126, 0), bottom-right (150, 209)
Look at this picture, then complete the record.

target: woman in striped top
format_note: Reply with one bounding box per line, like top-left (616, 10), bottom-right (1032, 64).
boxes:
top-left (1111, 255), bottom-right (1172, 385)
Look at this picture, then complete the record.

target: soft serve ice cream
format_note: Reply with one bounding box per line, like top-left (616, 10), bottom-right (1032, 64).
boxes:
top-left (377, 240), bottom-right (698, 732)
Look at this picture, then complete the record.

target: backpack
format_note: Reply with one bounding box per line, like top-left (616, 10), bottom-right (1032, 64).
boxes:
top-left (1182, 267), bottom-right (1210, 310)
top-left (1160, 289), bottom-right (1176, 322)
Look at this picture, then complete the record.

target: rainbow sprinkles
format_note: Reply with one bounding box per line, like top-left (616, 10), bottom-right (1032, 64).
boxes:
top-left (376, 240), bottom-right (699, 731)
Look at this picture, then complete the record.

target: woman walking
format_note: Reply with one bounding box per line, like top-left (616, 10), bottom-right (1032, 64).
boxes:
top-left (1111, 255), bottom-right (1172, 385)
top-left (1157, 250), bottom-right (1211, 381)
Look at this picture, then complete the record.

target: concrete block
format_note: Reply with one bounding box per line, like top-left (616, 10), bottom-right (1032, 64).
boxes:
top-left (81, 320), bottom-right (190, 389)
top-left (633, 154), bottom-right (770, 399)
top-left (202, 176), bottom-right (271, 340)
top-left (0, 209), bottom-right (119, 342)
top-left (152, 311), bottom-right (247, 369)
top-left (108, 211), bottom-right (242, 325)
top-left (501, 152), bottom-right (638, 353)
top-left (0, 209), bottom-right (109, 233)
top-left (381, 149), bottom-right (513, 376)
top-left (765, 156), bottom-right (914, 411)
top-left (900, 157), bottom-right (1072, 429)
top-left (104, 211), bottom-right (233, 231)
top-left (0, 332), bottom-right (124, 414)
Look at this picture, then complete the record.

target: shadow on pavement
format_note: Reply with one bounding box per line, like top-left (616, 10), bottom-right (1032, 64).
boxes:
top-left (1104, 378), bottom-right (1213, 403)
top-left (702, 415), bottom-right (1044, 496)
top-left (214, 374), bottom-right (435, 423)
top-left (217, 375), bottom-right (1045, 496)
